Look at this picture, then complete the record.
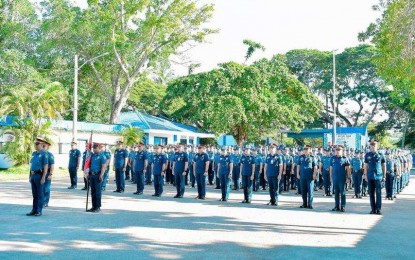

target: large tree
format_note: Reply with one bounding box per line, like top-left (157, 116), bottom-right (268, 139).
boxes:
top-left (40, 0), bottom-right (215, 123)
top-left (161, 57), bottom-right (322, 145)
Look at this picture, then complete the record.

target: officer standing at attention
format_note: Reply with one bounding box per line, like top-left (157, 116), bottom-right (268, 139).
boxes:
top-left (101, 144), bottom-right (111, 191)
top-left (172, 144), bottom-right (188, 198)
top-left (385, 151), bottom-right (396, 200)
top-left (264, 144), bottom-right (283, 206)
top-left (321, 148), bottom-right (332, 197)
top-left (218, 147), bottom-right (233, 201)
top-left (113, 140), bottom-right (128, 193)
top-left (68, 141), bottom-right (81, 189)
top-left (297, 145), bottom-right (317, 209)
top-left (133, 142), bottom-right (148, 195)
top-left (364, 139), bottom-right (386, 215)
top-left (42, 139), bottom-right (54, 208)
top-left (214, 148), bottom-right (221, 190)
top-left (193, 145), bottom-right (210, 200)
top-left (146, 145), bottom-right (154, 185)
top-left (351, 150), bottom-right (364, 198)
top-left (86, 143), bottom-right (108, 213)
top-left (27, 138), bottom-right (49, 216)
top-left (330, 146), bottom-right (350, 212)
top-left (231, 147), bottom-right (241, 190)
top-left (152, 145), bottom-right (167, 197)
top-left (81, 140), bottom-right (88, 190)
top-left (240, 147), bottom-right (255, 203)
top-left (253, 148), bottom-right (263, 192)
top-left (283, 148), bottom-right (294, 193)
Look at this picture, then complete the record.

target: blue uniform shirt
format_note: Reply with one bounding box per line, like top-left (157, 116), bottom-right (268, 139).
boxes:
top-left (47, 151), bottom-right (55, 174)
top-left (322, 155), bottom-right (331, 171)
top-left (30, 150), bottom-right (49, 172)
top-left (299, 154), bottom-right (317, 179)
top-left (147, 151), bottom-right (154, 164)
top-left (254, 154), bottom-right (263, 174)
top-left (265, 154), bottom-right (282, 177)
top-left (194, 152), bottom-right (209, 174)
top-left (114, 149), bottom-right (128, 169)
top-left (90, 152), bottom-right (107, 173)
top-left (153, 153), bottom-right (167, 175)
top-left (351, 157), bottom-right (363, 172)
top-left (188, 152), bottom-right (195, 165)
top-left (364, 152), bottom-right (385, 180)
top-left (240, 154), bottom-right (254, 176)
top-left (134, 150), bottom-right (148, 172)
top-left (104, 151), bottom-right (111, 170)
top-left (219, 155), bottom-right (232, 175)
top-left (69, 149), bottom-right (81, 168)
top-left (173, 152), bottom-right (188, 174)
top-left (330, 156), bottom-right (350, 181)
top-left (386, 159), bottom-right (395, 176)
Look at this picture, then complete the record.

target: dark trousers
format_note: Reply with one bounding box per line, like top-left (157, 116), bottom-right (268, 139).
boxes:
top-left (268, 175), bottom-right (279, 204)
top-left (386, 173), bottom-right (395, 198)
top-left (242, 175), bottom-right (253, 201)
top-left (290, 173), bottom-right (297, 189)
top-left (362, 179), bottom-right (368, 195)
top-left (125, 165), bottom-right (131, 180)
top-left (44, 175), bottom-right (51, 206)
top-left (189, 164), bottom-right (195, 187)
top-left (69, 167), bottom-right (77, 187)
top-left (352, 172), bottom-right (363, 197)
top-left (175, 172), bottom-right (186, 196)
top-left (253, 172), bottom-right (260, 191)
top-left (166, 163), bottom-right (173, 184)
top-left (232, 167), bottom-right (240, 190)
top-left (215, 166), bottom-right (221, 188)
top-left (90, 174), bottom-right (102, 209)
top-left (153, 174), bottom-right (164, 195)
top-left (208, 161), bottom-right (214, 185)
top-left (323, 170), bottom-right (331, 195)
top-left (146, 164), bottom-right (152, 184)
top-left (102, 168), bottom-right (109, 190)
top-left (333, 179), bottom-right (346, 208)
top-left (196, 173), bottom-right (206, 197)
top-left (368, 179), bottom-right (382, 211)
top-left (136, 170), bottom-right (145, 193)
top-left (260, 170), bottom-right (266, 189)
top-left (30, 174), bottom-right (44, 213)
top-left (300, 177), bottom-right (314, 207)
top-left (220, 174), bottom-right (231, 200)
top-left (115, 168), bottom-right (125, 191)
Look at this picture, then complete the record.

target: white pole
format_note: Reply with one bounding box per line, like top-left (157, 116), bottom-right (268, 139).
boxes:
top-left (332, 50), bottom-right (337, 146)
top-left (73, 53), bottom-right (78, 142)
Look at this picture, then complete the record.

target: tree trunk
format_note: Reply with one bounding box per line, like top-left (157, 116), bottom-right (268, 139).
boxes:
top-left (109, 100), bottom-right (123, 124)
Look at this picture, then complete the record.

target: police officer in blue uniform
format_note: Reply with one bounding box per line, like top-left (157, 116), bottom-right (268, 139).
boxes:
top-left (81, 141), bottom-right (88, 190)
top-left (283, 148), bottom-right (294, 192)
top-left (218, 147), bottom-right (233, 201)
top-left (68, 141), bottom-right (81, 189)
top-left (351, 150), bottom-right (364, 198)
top-left (240, 147), bottom-right (255, 203)
top-left (188, 145), bottom-right (196, 188)
top-left (173, 144), bottom-right (188, 198)
top-left (133, 142), bottom-right (148, 195)
top-left (264, 144), bottom-right (283, 206)
top-left (253, 148), bottom-right (263, 192)
top-left (101, 144), bottom-right (111, 191)
top-left (152, 145), bottom-right (167, 197)
top-left (364, 139), bottom-right (386, 215)
top-left (146, 145), bottom-right (154, 185)
top-left (113, 140), bottom-right (128, 193)
top-left (231, 147), bottom-right (241, 190)
top-left (297, 145), bottom-right (317, 209)
top-left (385, 151), bottom-right (396, 200)
top-left (193, 145), bottom-right (209, 199)
top-left (330, 146), bottom-right (350, 212)
top-left (42, 139), bottom-right (54, 208)
top-left (214, 148), bottom-right (221, 190)
top-left (27, 138), bottom-right (49, 216)
top-left (321, 148), bottom-right (332, 196)
top-left (86, 143), bottom-right (108, 213)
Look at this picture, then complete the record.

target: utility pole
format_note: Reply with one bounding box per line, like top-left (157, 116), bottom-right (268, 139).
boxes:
top-left (73, 53), bottom-right (78, 142)
top-left (332, 50), bottom-right (337, 146)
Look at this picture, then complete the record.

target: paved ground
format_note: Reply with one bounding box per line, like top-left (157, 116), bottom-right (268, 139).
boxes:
top-left (0, 172), bottom-right (414, 260)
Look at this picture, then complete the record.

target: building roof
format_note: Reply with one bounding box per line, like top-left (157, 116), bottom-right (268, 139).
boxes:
top-left (286, 126), bottom-right (368, 139)
top-left (118, 112), bottom-right (210, 134)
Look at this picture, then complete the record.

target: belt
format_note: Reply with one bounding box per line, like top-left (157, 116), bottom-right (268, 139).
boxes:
top-left (31, 170), bottom-right (42, 175)
top-left (89, 172), bottom-right (100, 175)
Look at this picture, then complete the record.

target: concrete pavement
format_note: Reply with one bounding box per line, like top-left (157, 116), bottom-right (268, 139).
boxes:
top-left (0, 173), bottom-right (414, 259)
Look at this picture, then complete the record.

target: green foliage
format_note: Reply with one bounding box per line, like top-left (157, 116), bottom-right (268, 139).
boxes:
top-left (162, 57), bottom-right (322, 145)
top-left (127, 78), bottom-right (166, 115)
top-left (121, 127), bottom-right (144, 147)
top-left (243, 39), bottom-right (265, 63)
top-left (2, 119), bottom-right (53, 165)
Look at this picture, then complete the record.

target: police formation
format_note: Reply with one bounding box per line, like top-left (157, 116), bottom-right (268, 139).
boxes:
top-left (27, 138), bottom-right (412, 216)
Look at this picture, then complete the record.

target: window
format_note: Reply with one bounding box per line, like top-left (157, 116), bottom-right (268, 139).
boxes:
top-left (154, 137), bottom-right (168, 145)
top-left (180, 138), bottom-right (187, 145)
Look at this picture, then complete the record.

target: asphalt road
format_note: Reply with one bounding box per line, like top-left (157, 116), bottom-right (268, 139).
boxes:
top-left (0, 172), bottom-right (414, 260)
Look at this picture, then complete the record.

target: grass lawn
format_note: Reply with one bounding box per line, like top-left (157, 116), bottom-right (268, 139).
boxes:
top-left (0, 165), bottom-right (69, 181)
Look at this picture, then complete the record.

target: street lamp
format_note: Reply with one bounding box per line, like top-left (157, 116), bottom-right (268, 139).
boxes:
top-left (73, 52), bottom-right (109, 141)
top-left (332, 49), bottom-right (338, 146)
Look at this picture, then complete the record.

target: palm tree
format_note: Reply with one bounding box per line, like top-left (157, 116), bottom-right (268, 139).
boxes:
top-left (121, 127), bottom-right (144, 146)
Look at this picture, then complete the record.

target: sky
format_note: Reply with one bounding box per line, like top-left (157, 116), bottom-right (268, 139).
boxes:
top-left (72, 0), bottom-right (380, 75)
